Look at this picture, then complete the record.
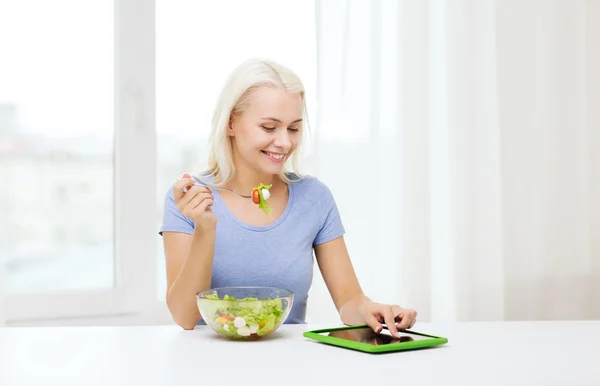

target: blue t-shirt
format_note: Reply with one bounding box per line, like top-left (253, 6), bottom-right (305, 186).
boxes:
top-left (159, 175), bottom-right (345, 324)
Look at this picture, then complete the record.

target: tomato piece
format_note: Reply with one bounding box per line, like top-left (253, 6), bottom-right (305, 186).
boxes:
top-left (252, 189), bottom-right (260, 204)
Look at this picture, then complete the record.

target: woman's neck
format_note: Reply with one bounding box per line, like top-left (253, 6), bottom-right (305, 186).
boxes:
top-left (225, 164), bottom-right (283, 195)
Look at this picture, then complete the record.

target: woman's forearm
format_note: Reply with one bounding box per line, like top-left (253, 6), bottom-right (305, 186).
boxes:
top-left (167, 227), bottom-right (216, 329)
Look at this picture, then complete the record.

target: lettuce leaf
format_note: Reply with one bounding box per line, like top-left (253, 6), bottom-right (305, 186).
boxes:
top-left (255, 183), bottom-right (273, 215)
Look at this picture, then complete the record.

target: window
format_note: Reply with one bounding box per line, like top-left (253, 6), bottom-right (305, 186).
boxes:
top-left (0, 1), bottom-right (114, 294)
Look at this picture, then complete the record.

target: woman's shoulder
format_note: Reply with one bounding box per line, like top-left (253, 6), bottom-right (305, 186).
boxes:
top-left (288, 173), bottom-right (335, 201)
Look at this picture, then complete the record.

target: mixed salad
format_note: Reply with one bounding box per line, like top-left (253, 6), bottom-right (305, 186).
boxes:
top-left (203, 294), bottom-right (284, 338)
top-left (252, 183), bottom-right (273, 215)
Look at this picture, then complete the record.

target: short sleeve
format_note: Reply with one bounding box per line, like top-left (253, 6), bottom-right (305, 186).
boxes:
top-left (313, 182), bottom-right (345, 246)
top-left (158, 185), bottom-right (195, 236)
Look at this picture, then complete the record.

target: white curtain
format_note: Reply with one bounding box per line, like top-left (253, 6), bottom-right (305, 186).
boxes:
top-left (307, 0), bottom-right (600, 323)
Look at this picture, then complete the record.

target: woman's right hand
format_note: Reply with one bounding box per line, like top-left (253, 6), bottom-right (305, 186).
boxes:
top-left (174, 173), bottom-right (217, 229)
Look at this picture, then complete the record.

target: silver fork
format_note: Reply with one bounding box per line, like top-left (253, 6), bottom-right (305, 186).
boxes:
top-left (175, 177), bottom-right (252, 199)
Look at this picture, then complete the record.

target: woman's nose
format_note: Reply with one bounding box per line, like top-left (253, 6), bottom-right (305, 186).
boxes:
top-left (273, 130), bottom-right (291, 149)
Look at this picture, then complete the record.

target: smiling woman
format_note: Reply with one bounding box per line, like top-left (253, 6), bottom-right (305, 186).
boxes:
top-left (159, 59), bottom-right (321, 329)
top-left (159, 58), bottom-right (418, 334)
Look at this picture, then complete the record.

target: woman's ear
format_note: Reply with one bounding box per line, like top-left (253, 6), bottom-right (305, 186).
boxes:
top-left (227, 117), bottom-right (235, 137)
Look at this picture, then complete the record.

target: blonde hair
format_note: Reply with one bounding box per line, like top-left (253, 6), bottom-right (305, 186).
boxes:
top-left (203, 58), bottom-right (307, 185)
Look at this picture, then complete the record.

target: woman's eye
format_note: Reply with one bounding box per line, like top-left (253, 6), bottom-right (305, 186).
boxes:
top-left (261, 126), bottom-right (299, 132)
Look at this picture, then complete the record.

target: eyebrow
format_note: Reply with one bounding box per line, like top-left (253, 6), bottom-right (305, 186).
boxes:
top-left (260, 117), bottom-right (303, 124)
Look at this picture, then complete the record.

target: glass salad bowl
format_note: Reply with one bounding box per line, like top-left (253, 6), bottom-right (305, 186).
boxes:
top-left (196, 286), bottom-right (294, 340)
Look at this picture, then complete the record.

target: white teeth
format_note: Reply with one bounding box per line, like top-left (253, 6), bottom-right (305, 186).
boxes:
top-left (265, 152), bottom-right (285, 160)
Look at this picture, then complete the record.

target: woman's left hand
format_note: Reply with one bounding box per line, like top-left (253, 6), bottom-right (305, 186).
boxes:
top-left (356, 300), bottom-right (418, 338)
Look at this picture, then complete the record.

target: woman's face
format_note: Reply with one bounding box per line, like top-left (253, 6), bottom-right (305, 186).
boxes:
top-left (228, 87), bottom-right (303, 176)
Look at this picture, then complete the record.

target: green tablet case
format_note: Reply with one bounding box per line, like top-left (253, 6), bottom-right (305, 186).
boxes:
top-left (303, 324), bottom-right (448, 353)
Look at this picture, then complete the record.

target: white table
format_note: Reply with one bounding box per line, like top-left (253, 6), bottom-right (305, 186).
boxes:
top-left (1, 321), bottom-right (599, 386)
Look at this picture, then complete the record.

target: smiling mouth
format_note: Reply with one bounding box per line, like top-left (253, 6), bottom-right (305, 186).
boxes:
top-left (261, 150), bottom-right (286, 160)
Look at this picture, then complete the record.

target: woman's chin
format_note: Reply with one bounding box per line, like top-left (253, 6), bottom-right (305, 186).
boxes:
top-left (255, 162), bottom-right (284, 176)
top-left (260, 168), bottom-right (282, 177)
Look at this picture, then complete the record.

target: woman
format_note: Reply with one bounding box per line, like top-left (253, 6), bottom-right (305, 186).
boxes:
top-left (159, 58), bottom-right (417, 337)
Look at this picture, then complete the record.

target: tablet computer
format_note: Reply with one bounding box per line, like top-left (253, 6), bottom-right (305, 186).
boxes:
top-left (303, 324), bottom-right (448, 353)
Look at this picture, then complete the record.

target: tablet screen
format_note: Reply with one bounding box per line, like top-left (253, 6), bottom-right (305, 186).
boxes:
top-left (327, 327), bottom-right (432, 346)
